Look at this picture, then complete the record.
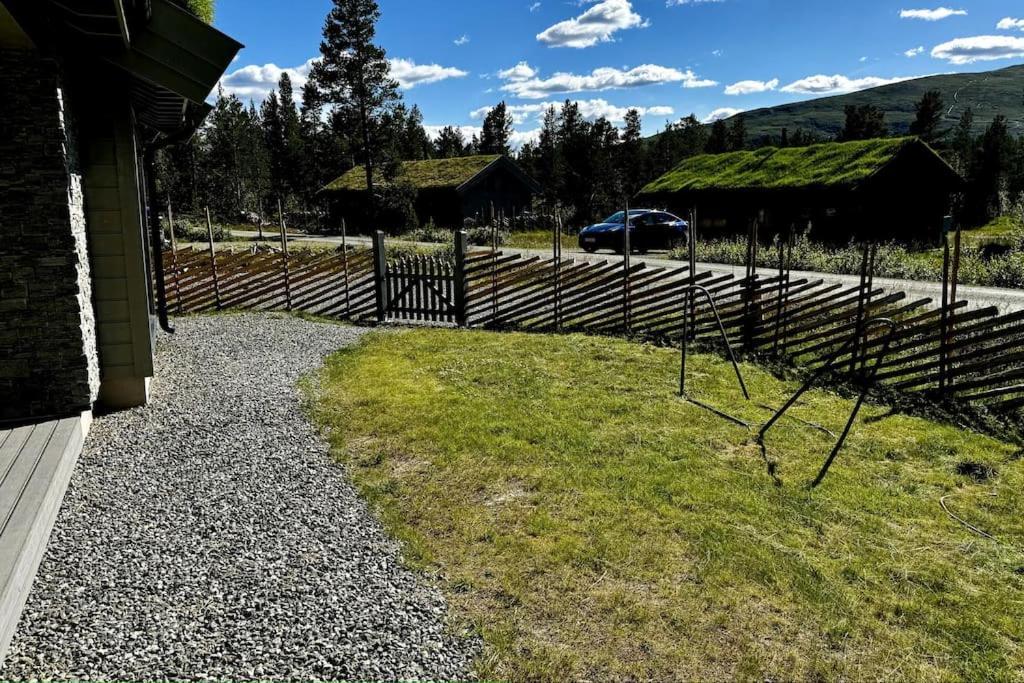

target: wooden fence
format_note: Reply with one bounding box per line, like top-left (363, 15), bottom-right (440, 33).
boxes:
top-left (161, 230), bottom-right (1024, 414)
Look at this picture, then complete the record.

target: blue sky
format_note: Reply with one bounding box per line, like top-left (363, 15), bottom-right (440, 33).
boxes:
top-left (215, 0), bottom-right (1024, 145)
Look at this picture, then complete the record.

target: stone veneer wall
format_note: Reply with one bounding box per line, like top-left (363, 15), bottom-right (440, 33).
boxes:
top-left (0, 49), bottom-right (100, 421)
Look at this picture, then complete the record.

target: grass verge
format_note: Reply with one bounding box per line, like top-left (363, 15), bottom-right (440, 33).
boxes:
top-left (308, 328), bottom-right (1024, 681)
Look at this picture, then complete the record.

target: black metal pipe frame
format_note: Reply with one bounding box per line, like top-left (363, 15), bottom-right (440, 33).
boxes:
top-left (142, 122), bottom-right (203, 334)
top-left (756, 317), bottom-right (900, 488)
top-left (679, 283), bottom-right (751, 428)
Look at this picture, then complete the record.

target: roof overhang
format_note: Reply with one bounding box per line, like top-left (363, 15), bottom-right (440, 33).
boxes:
top-left (1, 0), bottom-right (242, 135)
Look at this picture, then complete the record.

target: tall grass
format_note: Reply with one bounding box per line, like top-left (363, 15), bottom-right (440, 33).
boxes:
top-left (673, 231), bottom-right (1024, 289)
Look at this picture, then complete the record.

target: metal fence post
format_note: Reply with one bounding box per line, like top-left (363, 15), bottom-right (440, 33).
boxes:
top-left (373, 230), bottom-right (388, 323)
top-left (454, 230), bottom-right (468, 327)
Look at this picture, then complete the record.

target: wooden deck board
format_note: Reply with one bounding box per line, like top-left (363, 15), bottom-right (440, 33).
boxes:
top-left (0, 415), bottom-right (87, 667)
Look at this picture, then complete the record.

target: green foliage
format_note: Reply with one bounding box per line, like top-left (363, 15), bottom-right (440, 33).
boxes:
top-left (324, 155), bottom-right (502, 192)
top-left (309, 328), bottom-right (1024, 681)
top-left (671, 227), bottom-right (1024, 289)
top-left (642, 137), bottom-right (934, 195)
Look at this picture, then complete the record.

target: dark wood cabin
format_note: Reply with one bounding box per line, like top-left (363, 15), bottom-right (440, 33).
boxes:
top-left (322, 155), bottom-right (541, 230)
top-left (636, 137), bottom-right (964, 245)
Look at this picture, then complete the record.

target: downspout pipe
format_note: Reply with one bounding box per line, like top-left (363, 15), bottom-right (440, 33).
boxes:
top-left (141, 120), bottom-right (202, 334)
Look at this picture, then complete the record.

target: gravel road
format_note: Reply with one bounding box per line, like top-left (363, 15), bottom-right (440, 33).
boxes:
top-left (1, 314), bottom-right (478, 681)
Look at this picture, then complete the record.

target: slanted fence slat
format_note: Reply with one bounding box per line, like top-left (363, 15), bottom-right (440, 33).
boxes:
top-left (162, 233), bottom-right (1024, 414)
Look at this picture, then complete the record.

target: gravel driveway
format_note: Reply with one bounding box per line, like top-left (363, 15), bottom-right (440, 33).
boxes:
top-left (1, 314), bottom-right (478, 681)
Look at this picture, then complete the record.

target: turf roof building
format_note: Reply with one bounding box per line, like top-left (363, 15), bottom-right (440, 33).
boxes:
top-left (0, 0), bottom-right (241, 423)
top-left (637, 137), bottom-right (963, 243)
top-left (322, 154), bottom-right (541, 229)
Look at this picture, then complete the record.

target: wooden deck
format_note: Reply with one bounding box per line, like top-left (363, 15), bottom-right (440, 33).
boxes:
top-left (0, 414), bottom-right (88, 665)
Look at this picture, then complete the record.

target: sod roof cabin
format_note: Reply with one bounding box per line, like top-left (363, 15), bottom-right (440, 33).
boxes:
top-left (637, 137), bottom-right (963, 243)
top-left (322, 155), bottom-right (541, 229)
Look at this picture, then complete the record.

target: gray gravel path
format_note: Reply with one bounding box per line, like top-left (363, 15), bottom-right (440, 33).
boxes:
top-left (1, 313), bottom-right (478, 681)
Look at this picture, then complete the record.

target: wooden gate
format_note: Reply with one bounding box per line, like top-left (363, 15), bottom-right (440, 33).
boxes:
top-left (385, 254), bottom-right (457, 323)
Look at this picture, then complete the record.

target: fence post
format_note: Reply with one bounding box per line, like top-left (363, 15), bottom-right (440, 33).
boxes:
top-left (205, 206), bottom-right (222, 310)
top-left (278, 198), bottom-right (292, 311)
top-left (373, 230), bottom-right (388, 323)
top-left (454, 230), bottom-right (468, 327)
top-left (168, 201), bottom-right (182, 314)
top-left (341, 217), bottom-right (351, 317)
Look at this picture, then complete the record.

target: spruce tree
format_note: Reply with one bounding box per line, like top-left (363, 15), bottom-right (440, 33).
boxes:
top-left (480, 102), bottom-right (514, 155)
top-left (909, 90), bottom-right (945, 142)
top-left (434, 126), bottom-right (467, 158)
top-left (838, 105), bottom-right (887, 141)
top-left (311, 0), bottom-right (400, 203)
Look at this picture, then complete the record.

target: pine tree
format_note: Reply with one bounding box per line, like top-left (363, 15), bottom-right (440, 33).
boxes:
top-left (838, 105), bottom-right (887, 141)
top-left (909, 90), bottom-right (945, 142)
top-left (400, 105), bottom-right (432, 160)
top-left (434, 126), bottom-right (467, 158)
top-left (480, 101), bottom-right (513, 155)
top-left (728, 115), bottom-right (747, 151)
top-left (706, 119), bottom-right (729, 153)
top-left (951, 107), bottom-right (975, 174)
top-left (261, 90), bottom-right (286, 201)
top-left (311, 0), bottom-right (400, 203)
top-left (536, 105), bottom-right (560, 206)
top-left (618, 109), bottom-right (644, 197)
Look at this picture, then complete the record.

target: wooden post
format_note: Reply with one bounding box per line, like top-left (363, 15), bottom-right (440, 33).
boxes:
top-left (341, 217), bottom-right (351, 317)
top-left (205, 206), bottom-right (222, 310)
top-left (373, 230), bottom-right (388, 323)
top-left (553, 213), bottom-right (563, 331)
top-left (939, 218), bottom-right (952, 395)
top-left (948, 225), bottom-right (962, 392)
top-left (688, 207), bottom-right (697, 339)
top-left (168, 201), bottom-right (182, 314)
top-left (278, 197), bottom-right (292, 311)
top-left (623, 202), bottom-right (631, 333)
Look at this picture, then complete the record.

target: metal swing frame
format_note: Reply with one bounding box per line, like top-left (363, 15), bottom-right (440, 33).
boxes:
top-left (679, 284), bottom-right (752, 428)
top-left (756, 317), bottom-right (900, 488)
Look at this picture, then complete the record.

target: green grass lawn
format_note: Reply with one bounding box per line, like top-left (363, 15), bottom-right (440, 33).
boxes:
top-left (961, 215), bottom-right (1024, 249)
top-left (504, 229), bottom-right (574, 251)
top-left (308, 328), bottom-right (1024, 682)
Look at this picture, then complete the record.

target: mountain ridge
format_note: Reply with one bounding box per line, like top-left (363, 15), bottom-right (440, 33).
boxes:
top-left (716, 64), bottom-right (1024, 142)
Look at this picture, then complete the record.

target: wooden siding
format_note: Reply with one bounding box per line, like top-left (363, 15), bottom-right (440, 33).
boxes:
top-left (81, 98), bottom-right (155, 388)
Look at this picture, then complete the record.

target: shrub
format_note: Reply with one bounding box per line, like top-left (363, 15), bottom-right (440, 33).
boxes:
top-left (671, 235), bottom-right (1024, 289)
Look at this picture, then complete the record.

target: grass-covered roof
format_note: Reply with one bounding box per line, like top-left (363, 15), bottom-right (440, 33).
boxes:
top-left (639, 137), bottom-right (953, 196)
top-left (324, 155), bottom-right (503, 193)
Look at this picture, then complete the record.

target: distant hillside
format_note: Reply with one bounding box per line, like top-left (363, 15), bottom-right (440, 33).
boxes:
top-left (722, 64), bottom-right (1024, 142)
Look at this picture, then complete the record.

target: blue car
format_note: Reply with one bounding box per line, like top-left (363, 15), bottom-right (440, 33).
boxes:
top-left (578, 209), bottom-right (689, 254)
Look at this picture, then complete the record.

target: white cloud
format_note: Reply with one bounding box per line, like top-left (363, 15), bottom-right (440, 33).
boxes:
top-left (498, 61), bottom-right (538, 82)
top-left (900, 7), bottom-right (967, 21)
top-left (219, 56), bottom-right (467, 101)
top-left (712, 49), bottom-right (723, 57)
top-left (931, 35), bottom-right (1024, 63)
top-left (537, 0), bottom-right (647, 49)
top-left (219, 58), bottom-right (317, 102)
top-left (702, 107), bottom-right (742, 123)
top-left (470, 99), bottom-right (674, 125)
top-left (996, 17), bottom-right (1024, 31)
top-left (724, 78), bottom-right (778, 95)
top-left (454, 34), bottom-right (470, 46)
top-left (780, 73), bottom-right (919, 95)
top-left (668, 0), bottom-right (724, 5)
top-left (859, 56), bottom-right (868, 62)
top-left (529, 1), bottom-right (541, 11)
top-left (501, 64), bottom-right (716, 99)
top-left (388, 58), bottom-right (469, 89)
top-left (905, 46), bottom-right (925, 57)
